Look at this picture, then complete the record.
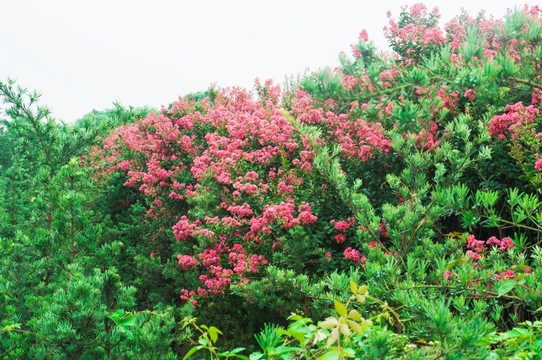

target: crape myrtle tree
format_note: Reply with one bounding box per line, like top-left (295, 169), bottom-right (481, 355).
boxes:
top-left (0, 80), bottom-right (176, 359)
top-left (92, 5), bottom-right (542, 358)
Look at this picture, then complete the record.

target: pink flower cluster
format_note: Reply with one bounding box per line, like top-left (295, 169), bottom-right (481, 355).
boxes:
top-left (343, 247), bottom-right (366, 263)
top-left (493, 269), bottom-right (515, 281)
top-left (385, 4), bottom-right (443, 45)
top-left (333, 217), bottom-right (356, 231)
top-left (465, 234), bottom-right (515, 260)
top-left (291, 90), bottom-right (391, 161)
top-left (437, 85), bottom-right (460, 111)
top-left (384, 3), bottom-right (444, 64)
top-left (331, 217), bottom-right (357, 244)
top-left (177, 254), bottom-right (200, 270)
top-left (486, 236), bottom-right (515, 251)
top-left (488, 102), bottom-right (539, 140)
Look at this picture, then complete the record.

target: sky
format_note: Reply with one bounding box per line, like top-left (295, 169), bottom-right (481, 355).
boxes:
top-left (0, 0), bottom-right (530, 123)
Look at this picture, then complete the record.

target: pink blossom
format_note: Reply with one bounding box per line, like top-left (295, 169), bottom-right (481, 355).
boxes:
top-left (464, 89), bottom-right (477, 100)
top-left (359, 29), bottom-right (369, 42)
top-left (467, 235), bottom-right (484, 253)
top-left (494, 269), bottom-right (515, 280)
top-left (344, 247), bottom-right (361, 262)
top-left (177, 254), bottom-right (200, 270)
top-left (335, 234), bottom-right (346, 244)
top-left (488, 102), bottom-right (539, 139)
top-left (334, 220), bottom-right (351, 232)
top-left (499, 237), bottom-right (515, 251)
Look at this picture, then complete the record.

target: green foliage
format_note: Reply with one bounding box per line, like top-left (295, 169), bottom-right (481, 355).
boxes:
top-left (74, 102), bottom-right (156, 131)
top-left (185, 281), bottom-right (498, 359)
top-left (0, 79), bottom-right (177, 358)
top-left (5, 4), bottom-right (542, 359)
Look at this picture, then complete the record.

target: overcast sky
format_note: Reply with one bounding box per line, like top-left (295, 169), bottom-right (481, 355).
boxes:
top-left (0, 0), bottom-right (528, 123)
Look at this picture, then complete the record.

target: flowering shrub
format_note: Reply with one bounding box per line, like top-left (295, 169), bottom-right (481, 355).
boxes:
top-left (86, 3), bottom-right (542, 356)
top-left (91, 84), bottom-right (391, 312)
top-left (385, 3), bottom-right (444, 64)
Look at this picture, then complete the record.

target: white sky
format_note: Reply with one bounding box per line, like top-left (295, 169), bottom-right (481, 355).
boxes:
top-left (0, 0), bottom-right (527, 123)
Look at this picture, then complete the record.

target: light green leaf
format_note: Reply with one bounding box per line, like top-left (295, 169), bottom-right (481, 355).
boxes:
top-left (208, 326), bottom-right (222, 343)
top-left (339, 323), bottom-right (350, 337)
top-left (320, 317), bottom-right (339, 328)
top-left (347, 319), bottom-right (363, 334)
top-left (317, 350), bottom-right (339, 360)
top-left (334, 300), bottom-right (347, 316)
top-left (327, 328), bottom-right (339, 347)
top-left (349, 279), bottom-right (357, 294)
top-left (1, 323), bottom-right (21, 331)
top-left (217, 347), bottom-right (248, 360)
top-left (249, 353), bottom-right (264, 360)
top-left (348, 309), bottom-right (362, 321)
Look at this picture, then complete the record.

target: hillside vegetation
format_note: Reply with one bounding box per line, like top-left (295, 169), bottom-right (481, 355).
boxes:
top-left (2, 4), bottom-right (542, 359)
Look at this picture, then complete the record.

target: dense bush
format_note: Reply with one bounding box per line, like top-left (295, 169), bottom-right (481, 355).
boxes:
top-left (3, 3), bottom-right (542, 359)
top-left (0, 80), bottom-right (176, 359)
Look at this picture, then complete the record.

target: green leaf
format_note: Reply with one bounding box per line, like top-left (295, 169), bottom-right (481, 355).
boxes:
top-left (498, 280), bottom-right (517, 296)
top-left (208, 326), bottom-right (222, 343)
top-left (348, 309), bottom-right (362, 322)
top-left (276, 328), bottom-right (289, 336)
top-left (268, 345), bottom-right (303, 355)
top-left (320, 317), bottom-right (339, 328)
top-left (327, 328), bottom-right (339, 347)
top-left (360, 319), bottom-right (373, 330)
top-left (357, 285), bottom-right (368, 295)
top-left (182, 345), bottom-right (203, 360)
top-left (339, 323), bottom-right (350, 337)
top-left (334, 300), bottom-right (347, 317)
top-left (217, 347), bottom-right (249, 360)
top-left (117, 314), bottom-right (138, 328)
top-left (445, 259), bottom-right (459, 271)
top-left (317, 350), bottom-right (340, 360)
top-left (219, 347), bottom-right (245, 355)
top-left (249, 353), bottom-right (264, 360)
top-left (355, 294), bottom-right (367, 303)
top-left (342, 347), bottom-right (356, 357)
top-left (349, 279), bottom-right (357, 294)
top-left (108, 308), bottom-right (125, 323)
top-left (1, 323), bottom-right (21, 331)
top-left (347, 319), bottom-right (363, 334)
top-left (287, 328), bottom-right (306, 346)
